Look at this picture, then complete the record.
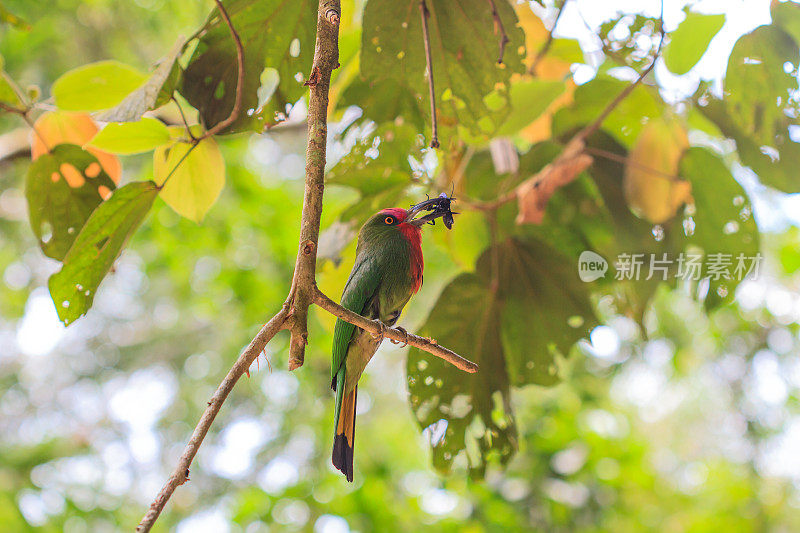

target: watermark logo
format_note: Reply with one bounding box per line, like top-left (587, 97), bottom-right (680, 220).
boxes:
top-left (577, 251), bottom-right (763, 282)
top-left (578, 251), bottom-right (608, 282)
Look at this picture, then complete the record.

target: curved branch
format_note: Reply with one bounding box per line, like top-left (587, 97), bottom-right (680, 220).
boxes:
top-left (201, 0), bottom-right (245, 138)
top-left (135, 306), bottom-right (291, 532)
top-left (313, 287), bottom-right (478, 373)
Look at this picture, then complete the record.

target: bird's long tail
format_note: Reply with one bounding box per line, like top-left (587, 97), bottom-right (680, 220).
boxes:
top-left (332, 369), bottom-right (357, 482)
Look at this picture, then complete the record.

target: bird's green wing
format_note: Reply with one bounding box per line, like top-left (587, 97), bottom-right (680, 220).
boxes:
top-left (331, 256), bottom-right (382, 383)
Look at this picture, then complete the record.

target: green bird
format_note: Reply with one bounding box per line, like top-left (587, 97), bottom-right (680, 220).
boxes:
top-left (331, 198), bottom-right (451, 481)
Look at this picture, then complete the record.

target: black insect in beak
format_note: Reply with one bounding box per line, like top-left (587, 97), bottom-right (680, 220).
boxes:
top-left (406, 193), bottom-right (458, 228)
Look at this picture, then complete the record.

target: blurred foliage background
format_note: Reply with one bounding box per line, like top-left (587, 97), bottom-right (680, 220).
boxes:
top-left (4, 0), bottom-right (800, 531)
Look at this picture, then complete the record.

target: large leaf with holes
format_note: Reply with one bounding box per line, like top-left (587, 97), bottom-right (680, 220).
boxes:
top-left (407, 273), bottom-right (516, 477)
top-left (698, 24), bottom-right (800, 192)
top-left (407, 237), bottom-right (596, 476)
top-left (98, 40), bottom-right (184, 122)
top-left (679, 147), bottom-right (759, 307)
top-left (25, 144), bottom-right (117, 261)
top-left (724, 25), bottom-right (797, 146)
top-left (48, 181), bottom-right (159, 325)
top-left (181, 0), bottom-right (316, 133)
top-left (357, 0), bottom-right (526, 144)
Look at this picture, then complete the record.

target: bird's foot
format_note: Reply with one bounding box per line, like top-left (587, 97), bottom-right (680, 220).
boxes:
top-left (390, 326), bottom-right (410, 348)
top-left (370, 319), bottom-right (387, 342)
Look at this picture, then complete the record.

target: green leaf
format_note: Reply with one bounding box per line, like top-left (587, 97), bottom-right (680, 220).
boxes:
top-left (153, 136), bottom-right (225, 222)
top-left (87, 118), bottom-right (172, 154)
top-left (663, 11), bottom-right (725, 75)
top-left (48, 181), bottom-right (159, 325)
top-left (52, 60), bottom-right (147, 111)
top-left (0, 72), bottom-right (21, 106)
top-left (495, 79), bottom-right (565, 137)
top-left (181, 0), bottom-right (316, 133)
top-left (679, 147), bottom-right (759, 307)
top-left (98, 40), bottom-right (184, 122)
top-left (771, 1), bottom-right (800, 46)
top-left (407, 238), bottom-right (597, 476)
top-left (25, 144), bottom-right (117, 261)
top-left (359, 0), bottom-right (526, 143)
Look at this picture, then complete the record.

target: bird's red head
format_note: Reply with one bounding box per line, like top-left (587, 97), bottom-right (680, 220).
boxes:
top-left (375, 207), bottom-right (423, 293)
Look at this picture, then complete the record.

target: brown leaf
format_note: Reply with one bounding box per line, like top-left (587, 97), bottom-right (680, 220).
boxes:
top-left (515, 139), bottom-right (593, 224)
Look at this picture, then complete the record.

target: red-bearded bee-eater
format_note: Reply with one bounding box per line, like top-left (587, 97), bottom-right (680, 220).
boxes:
top-left (331, 198), bottom-right (452, 481)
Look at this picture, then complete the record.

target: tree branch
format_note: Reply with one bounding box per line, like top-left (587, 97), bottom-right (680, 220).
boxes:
top-left (137, 1), bottom-right (479, 527)
top-left (313, 288), bottom-right (478, 373)
top-left (286, 0), bottom-right (341, 370)
top-left (486, 0), bottom-right (510, 64)
top-left (135, 306), bottom-right (291, 532)
top-left (419, 0), bottom-right (439, 148)
top-left (529, 0), bottom-right (568, 75)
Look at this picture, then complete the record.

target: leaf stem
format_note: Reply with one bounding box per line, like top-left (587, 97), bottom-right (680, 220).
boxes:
top-left (199, 0), bottom-right (245, 138)
top-left (419, 0), bottom-right (439, 148)
top-left (486, 0), bottom-right (510, 64)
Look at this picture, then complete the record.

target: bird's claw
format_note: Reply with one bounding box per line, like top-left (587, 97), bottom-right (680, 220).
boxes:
top-left (390, 326), bottom-right (409, 348)
top-left (370, 319), bottom-right (387, 342)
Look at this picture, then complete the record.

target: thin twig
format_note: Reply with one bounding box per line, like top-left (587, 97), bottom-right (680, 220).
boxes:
top-left (0, 101), bottom-right (52, 152)
top-left (529, 0), bottom-right (568, 75)
top-left (486, 0), bottom-right (510, 64)
top-left (0, 101), bottom-right (24, 115)
top-left (476, 0), bottom-right (666, 211)
top-left (157, 0), bottom-right (241, 188)
top-left (584, 146), bottom-right (685, 182)
top-left (200, 0), bottom-right (244, 138)
top-left (313, 288), bottom-right (478, 373)
top-left (136, 306), bottom-right (291, 532)
top-left (576, 2), bottom-right (665, 142)
top-left (20, 112), bottom-right (51, 152)
top-left (419, 0), bottom-right (439, 148)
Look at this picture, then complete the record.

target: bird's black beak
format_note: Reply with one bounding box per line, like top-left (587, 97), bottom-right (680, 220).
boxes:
top-left (406, 198), bottom-right (447, 227)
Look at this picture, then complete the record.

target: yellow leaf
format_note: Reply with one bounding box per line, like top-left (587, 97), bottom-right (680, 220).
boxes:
top-left (153, 137), bottom-right (225, 222)
top-left (624, 118), bottom-right (692, 224)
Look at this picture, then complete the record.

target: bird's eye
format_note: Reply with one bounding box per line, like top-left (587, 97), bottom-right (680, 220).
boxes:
top-left (384, 216), bottom-right (394, 225)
